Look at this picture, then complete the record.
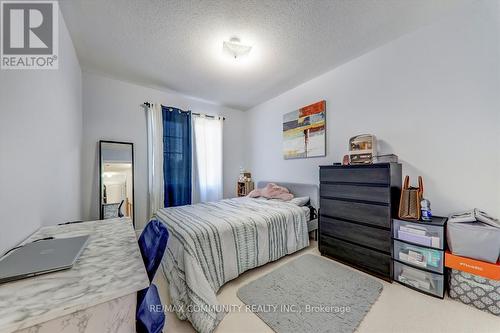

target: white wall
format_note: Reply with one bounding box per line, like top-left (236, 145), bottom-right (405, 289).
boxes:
top-left (0, 12), bottom-right (82, 254)
top-left (81, 72), bottom-right (247, 229)
top-left (246, 2), bottom-right (500, 218)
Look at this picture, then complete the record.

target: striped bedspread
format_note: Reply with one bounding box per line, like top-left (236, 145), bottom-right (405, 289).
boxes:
top-left (157, 197), bottom-right (309, 333)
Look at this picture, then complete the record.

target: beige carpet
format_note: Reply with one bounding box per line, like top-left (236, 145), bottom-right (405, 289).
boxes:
top-left (154, 241), bottom-right (500, 333)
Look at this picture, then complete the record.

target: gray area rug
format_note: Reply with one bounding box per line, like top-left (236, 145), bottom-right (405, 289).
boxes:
top-left (237, 254), bottom-right (383, 333)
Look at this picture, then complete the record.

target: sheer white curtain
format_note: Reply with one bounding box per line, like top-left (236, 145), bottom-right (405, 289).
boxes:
top-left (146, 103), bottom-right (164, 217)
top-left (192, 115), bottom-right (223, 203)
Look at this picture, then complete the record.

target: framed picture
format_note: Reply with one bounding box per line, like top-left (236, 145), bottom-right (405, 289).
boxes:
top-left (283, 100), bottom-right (326, 159)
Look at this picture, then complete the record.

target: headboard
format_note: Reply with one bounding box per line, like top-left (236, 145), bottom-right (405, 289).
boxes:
top-left (256, 181), bottom-right (319, 210)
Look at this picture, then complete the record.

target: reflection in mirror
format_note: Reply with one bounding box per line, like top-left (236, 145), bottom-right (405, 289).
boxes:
top-left (99, 141), bottom-right (134, 225)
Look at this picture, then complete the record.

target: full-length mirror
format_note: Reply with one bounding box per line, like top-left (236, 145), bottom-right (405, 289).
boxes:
top-left (99, 141), bottom-right (134, 225)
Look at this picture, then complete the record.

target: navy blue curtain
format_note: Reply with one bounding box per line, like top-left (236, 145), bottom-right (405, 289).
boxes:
top-left (162, 106), bottom-right (192, 207)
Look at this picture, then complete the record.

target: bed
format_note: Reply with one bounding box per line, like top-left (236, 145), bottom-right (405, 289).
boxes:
top-left (156, 181), bottom-right (319, 333)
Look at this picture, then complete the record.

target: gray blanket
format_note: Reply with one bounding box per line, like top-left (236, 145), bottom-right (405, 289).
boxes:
top-left (157, 197), bottom-right (309, 332)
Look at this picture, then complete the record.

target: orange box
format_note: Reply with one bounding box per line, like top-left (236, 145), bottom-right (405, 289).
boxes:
top-left (445, 251), bottom-right (500, 280)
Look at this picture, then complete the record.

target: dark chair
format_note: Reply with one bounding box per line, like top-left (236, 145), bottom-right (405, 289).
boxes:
top-left (136, 284), bottom-right (165, 333)
top-left (136, 220), bottom-right (169, 333)
top-left (138, 219), bottom-right (169, 282)
top-left (102, 200), bottom-right (124, 219)
top-left (118, 200), bottom-right (124, 218)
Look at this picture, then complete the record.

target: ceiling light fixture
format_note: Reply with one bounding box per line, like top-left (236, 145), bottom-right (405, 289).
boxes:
top-left (222, 37), bottom-right (252, 59)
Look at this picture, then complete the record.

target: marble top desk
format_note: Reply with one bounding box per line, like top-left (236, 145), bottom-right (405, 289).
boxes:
top-left (0, 218), bottom-right (149, 333)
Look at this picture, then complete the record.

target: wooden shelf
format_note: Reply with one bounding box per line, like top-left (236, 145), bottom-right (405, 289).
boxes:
top-left (237, 181), bottom-right (254, 197)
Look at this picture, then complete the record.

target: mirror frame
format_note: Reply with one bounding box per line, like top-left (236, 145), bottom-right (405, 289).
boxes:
top-left (99, 140), bottom-right (135, 226)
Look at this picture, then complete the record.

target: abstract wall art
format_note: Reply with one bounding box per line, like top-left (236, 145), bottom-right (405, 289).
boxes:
top-left (283, 100), bottom-right (326, 159)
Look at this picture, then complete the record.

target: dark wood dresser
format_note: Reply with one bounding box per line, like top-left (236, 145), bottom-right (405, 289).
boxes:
top-left (319, 163), bottom-right (402, 281)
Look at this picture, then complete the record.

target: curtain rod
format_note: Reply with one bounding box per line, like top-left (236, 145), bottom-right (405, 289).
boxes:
top-left (143, 102), bottom-right (225, 121)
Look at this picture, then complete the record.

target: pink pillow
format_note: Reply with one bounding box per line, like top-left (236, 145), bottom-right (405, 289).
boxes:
top-left (247, 183), bottom-right (294, 201)
top-left (247, 189), bottom-right (261, 198)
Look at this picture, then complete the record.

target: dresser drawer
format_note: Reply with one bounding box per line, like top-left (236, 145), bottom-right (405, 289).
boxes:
top-left (320, 183), bottom-right (390, 203)
top-left (320, 167), bottom-right (389, 185)
top-left (321, 217), bottom-right (391, 253)
top-left (321, 198), bottom-right (390, 228)
top-left (393, 219), bottom-right (445, 250)
top-left (394, 261), bottom-right (444, 298)
top-left (393, 240), bottom-right (444, 273)
top-left (320, 235), bottom-right (392, 278)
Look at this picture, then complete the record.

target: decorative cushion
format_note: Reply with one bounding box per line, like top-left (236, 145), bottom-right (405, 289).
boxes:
top-left (289, 196), bottom-right (310, 206)
top-left (247, 183), bottom-right (294, 201)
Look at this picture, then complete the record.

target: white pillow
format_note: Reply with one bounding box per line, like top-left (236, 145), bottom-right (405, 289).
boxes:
top-left (289, 196), bottom-right (310, 206)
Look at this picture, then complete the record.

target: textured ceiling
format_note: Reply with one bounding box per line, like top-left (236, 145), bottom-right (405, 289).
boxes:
top-left (60, 0), bottom-right (469, 110)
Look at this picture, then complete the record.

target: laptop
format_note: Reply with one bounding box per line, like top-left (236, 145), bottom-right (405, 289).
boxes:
top-left (0, 235), bottom-right (90, 284)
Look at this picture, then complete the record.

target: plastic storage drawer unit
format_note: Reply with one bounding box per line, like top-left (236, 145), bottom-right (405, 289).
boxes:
top-left (393, 239), bottom-right (444, 274)
top-left (392, 216), bottom-right (447, 298)
top-left (394, 261), bottom-right (445, 298)
top-left (393, 219), bottom-right (445, 249)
